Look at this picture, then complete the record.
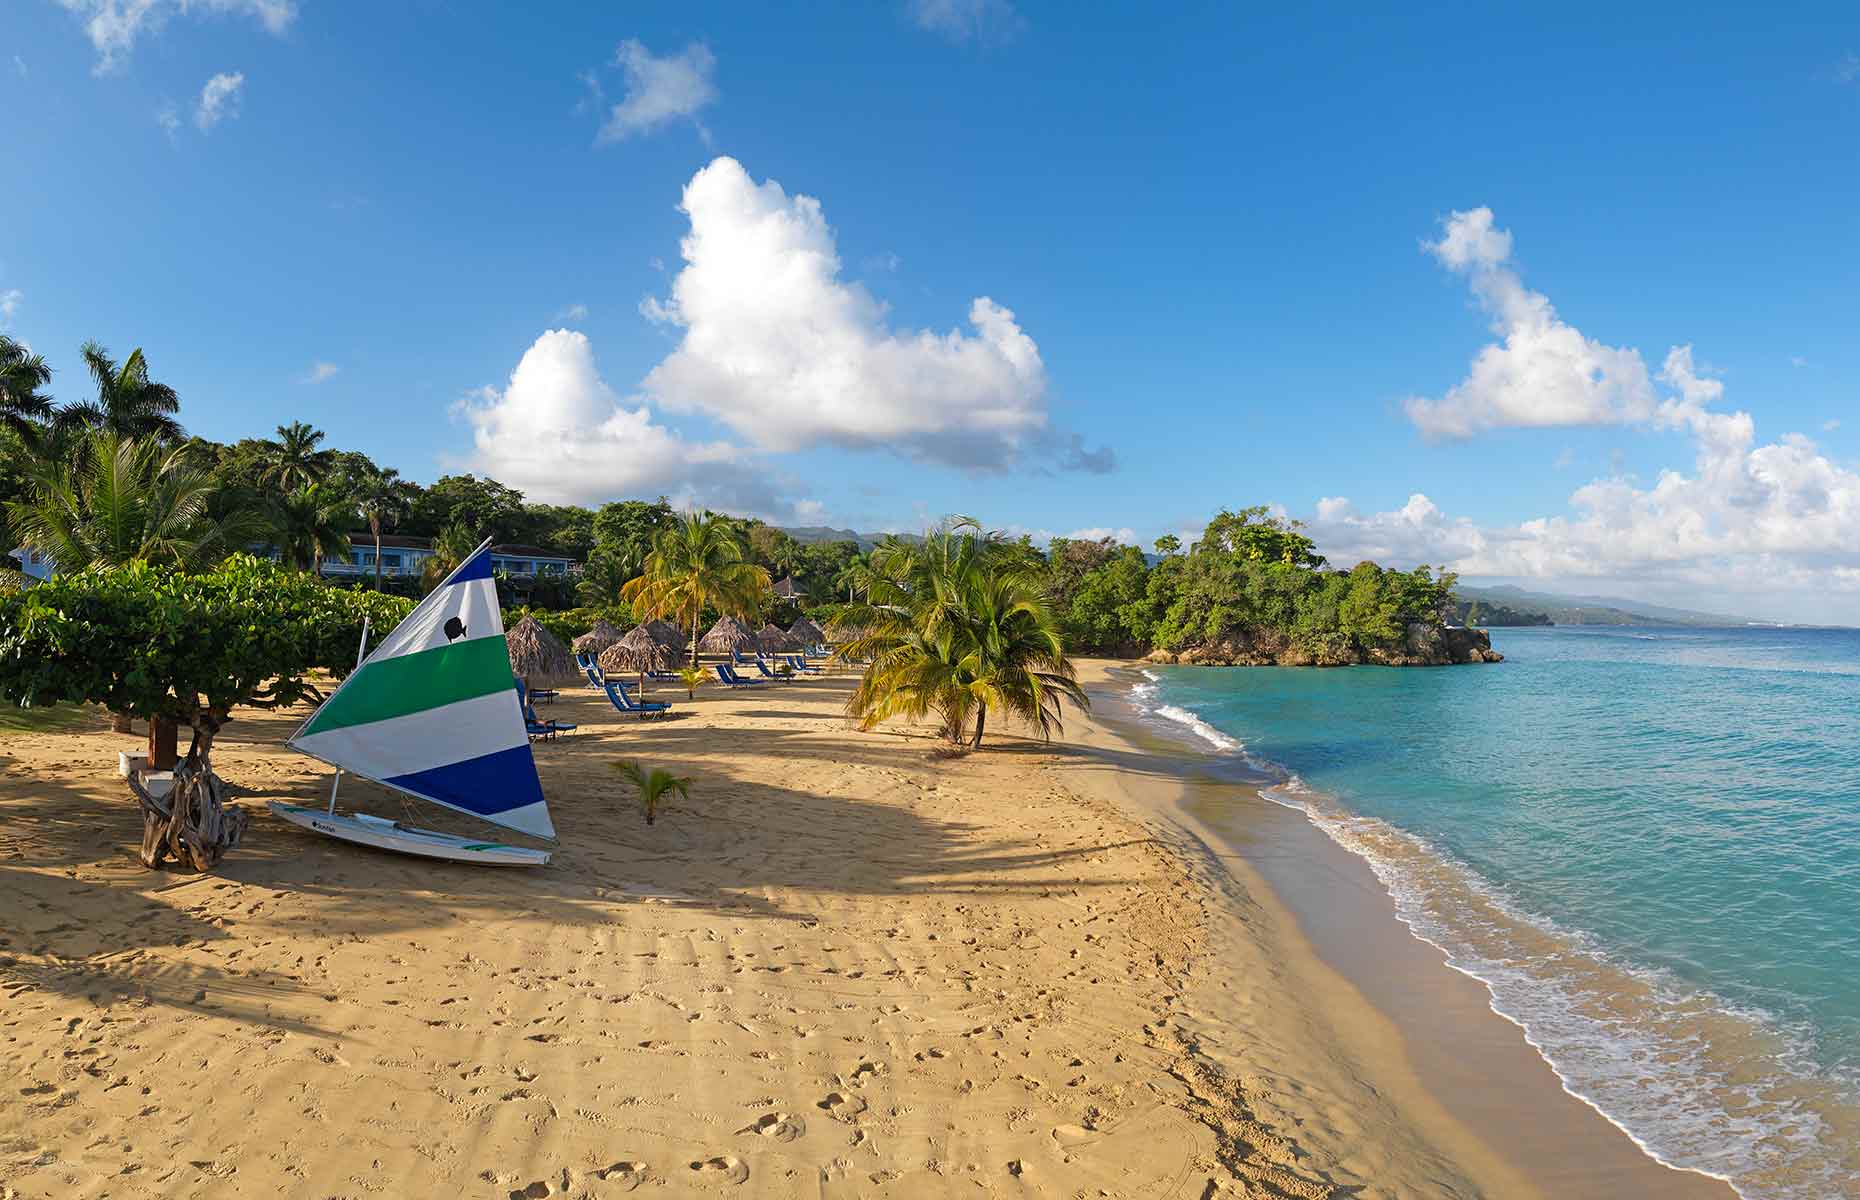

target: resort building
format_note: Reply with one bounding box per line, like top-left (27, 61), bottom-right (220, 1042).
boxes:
top-left (322, 535), bottom-right (576, 581)
top-left (6, 546), bottom-right (53, 583)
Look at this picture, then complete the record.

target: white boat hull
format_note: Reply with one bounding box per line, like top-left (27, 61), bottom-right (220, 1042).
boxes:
top-left (267, 802), bottom-right (551, 866)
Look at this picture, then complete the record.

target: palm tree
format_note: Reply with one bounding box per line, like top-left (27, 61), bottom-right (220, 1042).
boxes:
top-left (621, 511), bottom-right (771, 666)
top-left (0, 334), bottom-right (54, 438)
top-left (421, 521), bottom-right (481, 590)
top-left (840, 518), bottom-right (1087, 749)
top-left (352, 465), bottom-right (415, 589)
top-left (958, 568), bottom-right (1088, 748)
top-left (8, 430), bottom-right (255, 571)
top-left (610, 760), bottom-right (692, 825)
top-left (577, 542), bottom-right (640, 607)
top-left (257, 421), bottom-right (336, 492)
top-left (58, 342), bottom-right (184, 443)
top-left (268, 484), bottom-right (351, 574)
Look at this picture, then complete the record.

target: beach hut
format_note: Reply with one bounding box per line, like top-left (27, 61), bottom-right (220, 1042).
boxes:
top-left (644, 618), bottom-right (688, 653)
top-left (571, 618), bottom-right (626, 658)
top-left (697, 615), bottom-right (757, 658)
top-left (756, 622), bottom-right (801, 654)
top-left (506, 615), bottom-right (581, 689)
top-left (788, 615), bottom-right (825, 647)
top-left (600, 625), bottom-right (680, 693)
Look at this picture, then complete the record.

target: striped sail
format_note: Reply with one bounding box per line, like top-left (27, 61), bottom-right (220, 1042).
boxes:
top-left (287, 541), bottom-right (554, 840)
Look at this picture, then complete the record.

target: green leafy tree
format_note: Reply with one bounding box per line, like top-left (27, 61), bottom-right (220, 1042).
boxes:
top-left (676, 664), bottom-right (707, 700)
top-left (1152, 534), bottom-right (1181, 557)
top-left (269, 483), bottom-right (351, 574)
top-left (610, 760), bottom-right (692, 825)
top-left (58, 342), bottom-right (184, 443)
top-left (592, 497), bottom-right (674, 562)
top-left (621, 511), bottom-right (771, 666)
top-left (0, 557), bottom-right (411, 869)
top-left (352, 465), bottom-right (416, 590)
top-left (256, 421), bottom-right (336, 492)
top-left (408, 474), bottom-right (525, 540)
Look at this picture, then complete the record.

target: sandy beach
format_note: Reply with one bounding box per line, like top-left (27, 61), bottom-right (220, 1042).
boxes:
top-left (2, 663), bottom-right (1735, 1198)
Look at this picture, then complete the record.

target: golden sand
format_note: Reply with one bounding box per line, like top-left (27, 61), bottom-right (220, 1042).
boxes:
top-left (0, 663), bottom-right (1731, 1198)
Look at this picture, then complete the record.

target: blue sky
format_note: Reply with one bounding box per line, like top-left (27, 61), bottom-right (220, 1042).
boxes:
top-left (6, 3), bottom-right (1859, 620)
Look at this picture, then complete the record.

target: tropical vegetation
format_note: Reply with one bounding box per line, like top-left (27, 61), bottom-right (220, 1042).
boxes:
top-left (838, 518), bottom-right (1088, 749)
top-left (610, 760), bottom-right (692, 826)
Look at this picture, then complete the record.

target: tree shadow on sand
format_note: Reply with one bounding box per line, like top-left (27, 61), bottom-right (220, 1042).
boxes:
top-left (2, 681), bottom-right (1166, 1036)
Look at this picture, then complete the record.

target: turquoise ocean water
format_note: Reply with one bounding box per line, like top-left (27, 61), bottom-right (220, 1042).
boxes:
top-left (1131, 626), bottom-right (1860, 1198)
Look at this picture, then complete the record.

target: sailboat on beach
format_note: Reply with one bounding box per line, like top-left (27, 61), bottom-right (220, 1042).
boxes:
top-left (268, 539), bottom-right (555, 866)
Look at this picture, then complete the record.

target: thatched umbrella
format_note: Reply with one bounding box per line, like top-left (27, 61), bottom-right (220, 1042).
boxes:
top-left (788, 615), bottom-right (825, 646)
top-left (644, 618), bottom-right (687, 652)
top-left (572, 618), bottom-right (625, 659)
top-left (507, 615), bottom-right (580, 688)
top-left (697, 615), bottom-right (757, 658)
top-left (600, 625), bottom-right (680, 693)
top-left (756, 622), bottom-right (801, 654)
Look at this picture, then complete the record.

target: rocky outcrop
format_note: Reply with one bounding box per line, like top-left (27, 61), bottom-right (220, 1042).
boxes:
top-left (1143, 623), bottom-right (1501, 668)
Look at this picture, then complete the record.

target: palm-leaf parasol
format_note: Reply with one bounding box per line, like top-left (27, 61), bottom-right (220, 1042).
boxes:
top-left (572, 618), bottom-right (626, 657)
top-left (697, 615), bottom-right (757, 657)
top-left (506, 615), bottom-right (580, 688)
top-left (600, 625), bottom-right (681, 694)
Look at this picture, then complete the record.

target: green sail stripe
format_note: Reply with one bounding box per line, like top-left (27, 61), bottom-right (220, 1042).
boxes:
top-left (301, 636), bottom-right (516, 737)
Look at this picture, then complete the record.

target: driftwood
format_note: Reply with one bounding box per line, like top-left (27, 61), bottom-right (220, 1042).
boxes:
top-left (126, 714), bottom-right (249, 871)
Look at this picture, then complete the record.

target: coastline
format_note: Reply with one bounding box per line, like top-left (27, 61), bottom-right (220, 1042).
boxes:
top-left (0, 664), bottom-right (1738, 1197)
top-left (1063, 658), bottom-right (1738, 1199)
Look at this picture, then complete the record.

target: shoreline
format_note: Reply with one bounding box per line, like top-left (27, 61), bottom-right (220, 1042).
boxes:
top-left (1064, 658), bottom-right (1738, 1199)
top-left (0, 664), bottom-right (1741, 1197)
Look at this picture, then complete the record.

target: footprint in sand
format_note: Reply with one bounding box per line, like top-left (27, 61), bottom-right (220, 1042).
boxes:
top-left (688, 1156), bottom-right (749, 1185)
top-left (594, 1161), bottom-right (649, 1192)
top-left (817, 1091), bottom-right (869, 1122)
top-left (847, 1060), bottom-right (884, 1087)
top-left (737, 1111), bottom-right (806, 1143)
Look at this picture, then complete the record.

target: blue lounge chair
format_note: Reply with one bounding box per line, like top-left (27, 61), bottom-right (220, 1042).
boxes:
top-left (712, 664), bottom-right (765, 689)
top-left (576, 653), bottom-right (608, 690)
top-left (603, 679), bottom-right (669, 718)
top-left (517, 680), bottom-right (577, 740)
top-left (750, 656), bottom-right (790, 682)
top-left (785, 654), bottom-right (823, 675)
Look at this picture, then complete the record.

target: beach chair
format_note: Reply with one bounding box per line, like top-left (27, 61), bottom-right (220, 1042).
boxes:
top-left (713, 664), bottom-right (766, 688)
top-left (523, 676), bottom-right (560, 703)
top-left (750, 656), bottom-right (790, 682)
top-left (517, 680), bottom-right (577, 740)
top-left (785, 654), bottom-right (823, 675)
top-left (603, 679), bottom-right (670, 718)
top-left (576, 653), bottom-right (608, 690)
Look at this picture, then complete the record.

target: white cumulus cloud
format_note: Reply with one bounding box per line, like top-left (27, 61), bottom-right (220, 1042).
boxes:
top-left (460, 328), bottom-right (797, 517)
top-left (58, 0), bottom-right (295, 74)
top-left (597, 39), bottom-right (716, 144)
top-left (1405, 207), bottom-right (1657, 439)
top-left (0, 289), bottom-right (21, 329)
top-left (908, 0), bottom-right (1025, 45)
top-left (194, 71), bottom-right (244, 130)
top-left (301, 361), bottom-right (338, 383)
top-left (640, 156), bottom-right (1081, 471)
top-left (1308, 212), bottom-right (1860, 620)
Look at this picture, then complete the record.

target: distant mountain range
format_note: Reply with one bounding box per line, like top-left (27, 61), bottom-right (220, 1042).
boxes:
top-left (781, 526), bottom-right (919, 552)
top-left (1453, 583), bottom-right (1764, 627)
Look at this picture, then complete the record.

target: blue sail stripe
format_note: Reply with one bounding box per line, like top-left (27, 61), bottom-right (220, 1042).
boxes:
top-left (449, 547), bottom-right (495, 585)
top-left (384, 743), bottom-right (552, 837)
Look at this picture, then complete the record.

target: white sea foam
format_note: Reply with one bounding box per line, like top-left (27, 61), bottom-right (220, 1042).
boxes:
top-left (1126, 670), bottom-right (1858, 1200)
